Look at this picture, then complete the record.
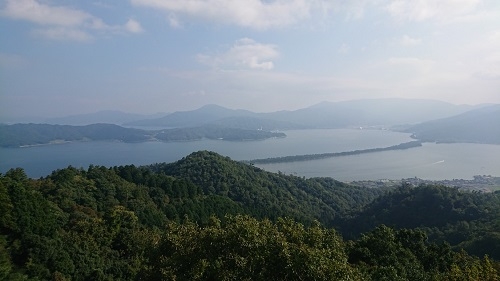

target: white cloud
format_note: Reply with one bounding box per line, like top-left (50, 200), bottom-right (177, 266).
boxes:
top-left (197, 38), bottom-right (279, 70)
top-left (1, 0), bottom-right (143, 41)
top-left (124, 19), bottom-right (144, 33)
top-left (1, 0), bottom-right (93, 26)
top-left (399, 35), bottom-right (421, 46)
top-left (131, 0), bottom-right (317, 29)
top-left (386, 0), bottom-right (482, 23)
top-left (168, 14), bottom-right (181, 28)
top-left (32, 27), bottom-right (93, 42)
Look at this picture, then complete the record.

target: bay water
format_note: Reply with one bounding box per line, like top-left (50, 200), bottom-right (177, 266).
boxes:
top-left (1, 129), bottom-right (498, 181)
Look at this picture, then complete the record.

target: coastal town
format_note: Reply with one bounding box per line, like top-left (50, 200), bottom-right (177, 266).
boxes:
top-left (349, 175), bottom-right (500, 192)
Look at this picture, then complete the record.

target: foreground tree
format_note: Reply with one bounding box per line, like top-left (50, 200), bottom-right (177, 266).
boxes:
top-left (147, 215), bottom-right (361, 281)
top-left (347, 225), bottom-right (499, 280)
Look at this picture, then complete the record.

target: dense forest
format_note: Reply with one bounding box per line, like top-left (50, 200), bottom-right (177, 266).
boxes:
top-left (1, 151), bottom-right (499, 280)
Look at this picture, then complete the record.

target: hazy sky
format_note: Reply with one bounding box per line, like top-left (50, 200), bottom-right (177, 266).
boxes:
top-left (1, 0), bottom-right (500, 119)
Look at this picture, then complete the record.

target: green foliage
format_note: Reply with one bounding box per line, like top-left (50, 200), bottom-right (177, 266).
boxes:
top-left (148, 215), bottom-right (360, 281)
top-left (0, 236), bottom-right (13, 280)
top-left (341, 184), bottom-right (500, 260)
top-left (151, 150), bottom-right (386, 226)
top-left (0, 151), bottom-right (499, 280)
top-left (348, 226), bottom-right (451, 280)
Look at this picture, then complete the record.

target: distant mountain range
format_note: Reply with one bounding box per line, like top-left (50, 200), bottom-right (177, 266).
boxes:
top-left (2, 99), bottom-right (498, 146)
top-left (125, 104), bottom-right (306, 130)
top-left (268, 99), bottom-right (481, 128)
top-left (7, 99), bottom-right (484, 129)
top-left (126, 99), bottom-right (479, 129)
top-left (127, 104), bottom-right (258, 128)
top-left (404, 105), bottom-right (500, 144)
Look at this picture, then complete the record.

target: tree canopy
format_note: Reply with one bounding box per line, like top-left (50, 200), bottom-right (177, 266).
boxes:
top-left (0, 151), bottom-right (499, 280)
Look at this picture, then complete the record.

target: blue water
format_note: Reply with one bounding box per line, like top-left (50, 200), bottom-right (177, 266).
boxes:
top-left (1, 129), bottom-right (499, 180)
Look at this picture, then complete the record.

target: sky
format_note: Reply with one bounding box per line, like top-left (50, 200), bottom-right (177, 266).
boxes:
top-left (1, 0), bottom-right (500, 120)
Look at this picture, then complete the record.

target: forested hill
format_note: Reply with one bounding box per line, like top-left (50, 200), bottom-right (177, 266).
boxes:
top-left (404, 104), bottom-right (500, 144)
top-left (1, 151), bottom-right (500, 280)
top-left (0, 123), bottom-right (151, 147)
top-left (340, 184), bottom-right (500, 259)
top-left (147, 151), bottom-right (386, 224)
top-left (0, 123), bottom-right (285, 147)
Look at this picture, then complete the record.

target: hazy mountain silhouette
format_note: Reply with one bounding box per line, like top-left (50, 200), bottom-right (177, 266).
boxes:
top-left (404, 104), bottom-right (500, 144)
top-left (126, 104), bottom-right (256, 128)
top-left (128, 99), bottom-right (478, 129)
top-left (263, 99), bottom-right (478, 128)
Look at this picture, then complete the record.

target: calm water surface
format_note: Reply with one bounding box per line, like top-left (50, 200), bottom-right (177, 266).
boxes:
top-left (1, 129), bottom-right (498, 180)
top-left (257, 142), bottom-right (500, 181)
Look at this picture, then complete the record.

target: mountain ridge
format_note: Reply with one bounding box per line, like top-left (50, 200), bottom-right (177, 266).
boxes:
top-left (126, 98), bottom-right (482, 129)
top-left (126, 104), bottom-right (257, 127)
top-left (13, 98), bottom-right (490, 129)
top-left (404, 104), bottom-right (500, 144)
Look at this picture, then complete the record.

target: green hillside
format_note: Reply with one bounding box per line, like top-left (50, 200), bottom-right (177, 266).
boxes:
top-left (340, 184), bottom-right (500, 259)
top-left (149, 151), bottom-right (386, 224)
top-left (1, 151), bottom-right (499, 280)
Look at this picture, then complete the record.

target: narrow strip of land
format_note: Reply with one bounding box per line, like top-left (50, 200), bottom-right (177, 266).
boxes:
top-left (248, 141), bottom-right (422, 164)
